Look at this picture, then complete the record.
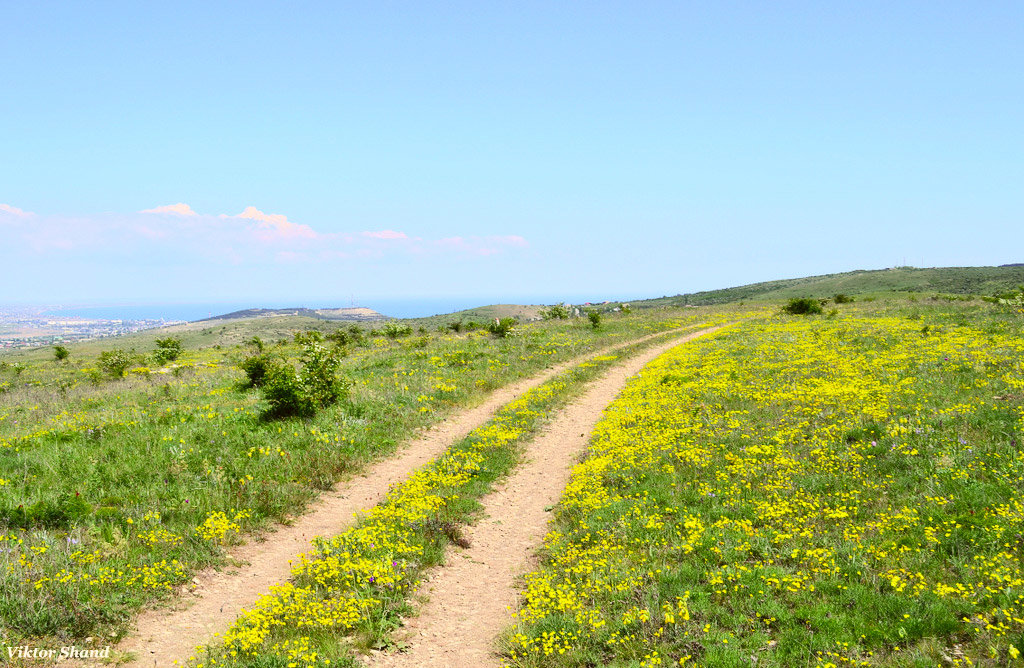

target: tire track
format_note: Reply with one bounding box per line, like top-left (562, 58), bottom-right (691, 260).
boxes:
top-left (368, 326), bottom-right (723, 668)
top-left (109, 326), bottom-right (701, 667)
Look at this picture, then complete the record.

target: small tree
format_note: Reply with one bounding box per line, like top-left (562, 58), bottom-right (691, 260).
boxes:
top-left (587, 310), bottom-right (602, 329)
top-left (53, 345), bottom-right (70, 362)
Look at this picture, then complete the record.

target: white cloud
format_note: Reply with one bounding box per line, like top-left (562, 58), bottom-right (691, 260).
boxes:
top-left (227, 206), bottom-right (318, 241)
top-left (0, 203), bottom-right (34, 218)
top-left (362, 229), bottom-right (409, 240)
top-left (139, 203), bottom-right (198, 216)
top-left (1, 203), bottom-right (528, 265)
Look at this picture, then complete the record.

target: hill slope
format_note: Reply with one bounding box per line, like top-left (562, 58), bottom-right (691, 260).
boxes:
top-left (200, 306), bottom-right (386, 322)
top-left (637, 265), bottom-right (1024, 307)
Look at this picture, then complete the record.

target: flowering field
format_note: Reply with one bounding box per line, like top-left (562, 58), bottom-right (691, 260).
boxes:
top-left (190, 323), bottom-right (727, 668)
top-left (0, 311), bottom-right (706, 652)
top-left (507, 309), bottom-right (1024, 666)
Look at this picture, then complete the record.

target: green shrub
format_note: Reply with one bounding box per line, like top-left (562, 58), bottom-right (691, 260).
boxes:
top-left (294, 330), bottom-right (324, 345)
top-left (347, 325), bottom-right (366, 346)
top-left (326, 330), bottom-right (351, 347)
top-left (834, 293), bottom-right (855, 304)
top-left (240, 354), bottom-right (275, 388)
top-left (247, 336), bottom-right (266, 353)
top-left (153, 337), bottom-right (183, 365)
top-left (298, 342), bottom-right (348, 410)
top-left (447, 321), bottom-right (463, 333)
top-left (382, 322), bottom-right (413, 339)
top-left (99, 349), bottom-right (135, 378)
top-left (540, 304), bottom-right (570, 320)
top-left (587, 310), bottom-right (602, 328)
top-left (262, 364), bottom-right (311, 418)
top-left (782, 297), bottom-right (823, 315)
top-left (53, 345), bottom-right (70, 362)
top-left (259, 342), bottom-right (349, 418)
top-left (486, 317), bottom-right (516, 338)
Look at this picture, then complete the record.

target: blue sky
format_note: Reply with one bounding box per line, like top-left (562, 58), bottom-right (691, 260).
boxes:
top-left (2, 1), bottom-right (1022, 306)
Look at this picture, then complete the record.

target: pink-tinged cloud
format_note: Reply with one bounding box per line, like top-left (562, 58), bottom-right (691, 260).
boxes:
top-left (228, 206), bottom-right (318, 241)
top-left (0, 203), bottom-right (34, 218)
top-left (362, 229), bottom-right (409, 240)
top-left (139, 203), bottom-right (198, 216)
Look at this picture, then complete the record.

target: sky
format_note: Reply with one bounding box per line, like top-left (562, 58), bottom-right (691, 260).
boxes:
top-left (2, 1), bottom-right (1022, 308)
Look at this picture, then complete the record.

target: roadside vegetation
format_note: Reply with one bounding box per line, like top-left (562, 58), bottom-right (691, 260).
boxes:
top-left (506, 302), bottom-right (1024, 667)
top-left (192, 321), bottom-right (723, 667)
top-left (0, 308), bottom-right (705, 652)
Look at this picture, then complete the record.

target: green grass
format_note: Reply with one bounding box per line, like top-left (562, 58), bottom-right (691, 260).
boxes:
top-left (194, 324), bottom-right (724, 668)
top-left (0, 308), bottom-right (708, 650)
top-left (506, 300), bottom-right (1024, 667)
top-left (635, 265), bottom-right (1024, 307)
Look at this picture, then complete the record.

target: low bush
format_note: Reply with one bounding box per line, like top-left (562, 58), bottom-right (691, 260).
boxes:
top-left (259, 342), bottom-right (349, 418)
top-left (239, 354), bottom-right (275, 388)
top-left (153, 337), bottom-right (183, 365)
top-left (782, 297), bottom-right (824, 315)
top-left (99, 349), bottom-right (135, 378)
top-left (487, 317), bottom-right (516, 338)
top-left (382, 322), bottom-right (413, 339)
top-left (540, 304), bottom-right (570, 320)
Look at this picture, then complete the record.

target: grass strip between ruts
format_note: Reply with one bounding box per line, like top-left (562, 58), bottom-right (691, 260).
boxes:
top-left (189, 321), bottom-right (724, 668)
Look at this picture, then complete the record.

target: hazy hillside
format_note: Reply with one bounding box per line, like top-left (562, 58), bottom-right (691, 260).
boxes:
top-left (637, 265), bottom-right (1024, 307)
top-left (402, 304), bottom-right (544, 327)
top-left (200, 306), bottom-right (386, 322)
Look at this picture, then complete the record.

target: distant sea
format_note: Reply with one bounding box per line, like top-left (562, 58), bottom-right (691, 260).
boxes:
top-left (36, 295), bottom-right (635, 322)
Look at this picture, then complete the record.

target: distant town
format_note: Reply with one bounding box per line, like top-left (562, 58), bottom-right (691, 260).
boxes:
top-left (0, 306), bottom-right (184, 349)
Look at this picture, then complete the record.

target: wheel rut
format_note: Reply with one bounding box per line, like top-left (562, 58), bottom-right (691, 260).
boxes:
top-left (366, 326), bottom-right (723, 668)
top-left (105, 327), bottom-right (700, 668)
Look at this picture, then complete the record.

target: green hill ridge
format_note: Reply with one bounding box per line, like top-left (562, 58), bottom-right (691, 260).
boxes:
top-left (636, 265), bottom-right (1024, 307)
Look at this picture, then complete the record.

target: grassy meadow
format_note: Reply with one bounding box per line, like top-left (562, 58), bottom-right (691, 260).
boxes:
top-left (2, 288), bottom-right (1023, 668)
top-left (506, 298), bottom-right (1024, 667)
top-left (0, 309), bottom-right (707, 654)
top-left (192, 320), bottom-right (731, 668)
